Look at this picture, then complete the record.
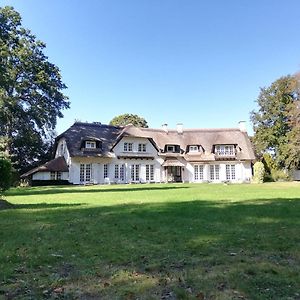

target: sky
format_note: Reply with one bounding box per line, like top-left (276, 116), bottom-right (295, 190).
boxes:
top-left (2, 0), bottom-right (300, 135)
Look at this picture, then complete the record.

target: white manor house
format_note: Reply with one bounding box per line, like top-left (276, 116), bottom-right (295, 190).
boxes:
top-left (22, 121), bottom-right (256, 185)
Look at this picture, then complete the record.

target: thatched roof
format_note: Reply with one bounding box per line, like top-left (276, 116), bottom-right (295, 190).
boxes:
top-left (21, 156), bottom-right (68, 178)
top-left (55, 122), bottom-right (255, 161)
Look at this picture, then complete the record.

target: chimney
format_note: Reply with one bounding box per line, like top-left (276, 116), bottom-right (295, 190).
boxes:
top-left (176, 123), bottom-right (183, 134)
top-left (162, 123), bottom-right (168, 133)
top-left (238, 121), bottom-right (247, 133)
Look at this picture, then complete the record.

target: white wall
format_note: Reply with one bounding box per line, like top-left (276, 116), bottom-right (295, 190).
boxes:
top-left (55, 138), bottom-right (71, 165)
top-left (32, 171), bottom-right (68, 181)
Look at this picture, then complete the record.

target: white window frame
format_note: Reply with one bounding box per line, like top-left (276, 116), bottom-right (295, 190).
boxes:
top-left (114, 164), bottom-right (125, 181)
top-left (85, 141), bottom-right (96, 149)
top-left (189, 145), bottom-right (199, 152)
top-left (210, 165), bottom-right (220, 181)
top-left (138, 143), bottom-right (147, 152)
top-left (103, 164), bottom-right (108, 179)
top-left (215, 145), bottom-right (235, 156)
top-left (146, 164), bottom-right (154, 181)
top-left (124, 142), bottom-right (133, 152)
top-left (131, 164), bottom-right (140, 182)
top-left (167, 145), bottom-right (175, 152)
top-left (194, 165), bottom-right (204, 181)
top-left (226, 164), bottom-right (236, 180)
top-left (80, 163), bottom-right (92, 182)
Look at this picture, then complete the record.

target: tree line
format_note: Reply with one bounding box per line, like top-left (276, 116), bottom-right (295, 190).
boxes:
top-left (1, 6), bottom-right (300, 192)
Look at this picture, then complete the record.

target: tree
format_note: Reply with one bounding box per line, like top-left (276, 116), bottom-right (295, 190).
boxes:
top-left (251, 75), bottom-right (300, 169)
top-left (109, 113), bottom-right (148, 128)
top-left (0, 157), bottom-right (11, 194)
top-left (252, 161), bottom-right (265, 183)
top-left (0, 6), bottom-right (69, 173)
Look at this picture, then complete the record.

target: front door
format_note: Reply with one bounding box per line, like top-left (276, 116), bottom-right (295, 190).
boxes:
top-left (167, 166), bottom-right (182, 182)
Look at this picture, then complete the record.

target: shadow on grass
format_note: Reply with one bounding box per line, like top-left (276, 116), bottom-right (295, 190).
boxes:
top-left (5, 184), bottom-right (189, 196)
top-left (1, 197), bottom-right (300, 299)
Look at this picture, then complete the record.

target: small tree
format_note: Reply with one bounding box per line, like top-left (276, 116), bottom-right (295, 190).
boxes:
top-left (252, 161), bottom-right (265, 183)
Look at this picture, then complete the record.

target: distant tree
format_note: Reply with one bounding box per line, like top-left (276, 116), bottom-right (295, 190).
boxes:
top-left (0, 6), bottom-right (69, 173)
top-left (251, 75), bottom-right (300, 169)
top-left (109, 113), bottom-right (148, 128)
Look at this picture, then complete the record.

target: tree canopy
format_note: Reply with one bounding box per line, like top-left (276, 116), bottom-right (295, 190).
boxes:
top-left (109, 113), bottom-right (148, 128)
top-left (251, 74), bottom-right (300, 169)
top-left (0, 6), bottom-right (69, 173)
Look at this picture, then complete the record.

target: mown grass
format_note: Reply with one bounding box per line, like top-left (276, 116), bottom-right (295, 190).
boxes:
top-left (1, 182), bottom-right (300, 299)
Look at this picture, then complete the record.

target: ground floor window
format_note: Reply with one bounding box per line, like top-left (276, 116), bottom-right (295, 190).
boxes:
top-left (226, 164), bottom-right (236, 180)
top-left (50, 171), bottom-right (62, 180)
top-left (210, 165), bottom-right (220, 181)
top-left (115, 164), bottom-right (125, 181)
top-left (194, 165), bottom-right (204, 181)
top-left (131, 164), bottom-right (140, 181)
top-left (80, 164), bottom-right (92, 182)
top-left (146, 164), bottom-right (154, 181)
top-left (103, 164), bottom-right (108, 179)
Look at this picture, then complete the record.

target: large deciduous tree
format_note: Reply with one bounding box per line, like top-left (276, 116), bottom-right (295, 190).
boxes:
top-left (251, 74), bottom-right (300, 169)
top-left (0, 6), bottom-right (69, 173)
top-left (109, 113), bottom-right (148, 128)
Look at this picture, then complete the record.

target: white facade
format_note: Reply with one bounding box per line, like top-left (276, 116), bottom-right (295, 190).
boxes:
top-left (55, 135), bottom-right (253, 185)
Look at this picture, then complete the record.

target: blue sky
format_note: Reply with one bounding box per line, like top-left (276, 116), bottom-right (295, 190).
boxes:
top-left (3, 0), bottom-right (300, 134)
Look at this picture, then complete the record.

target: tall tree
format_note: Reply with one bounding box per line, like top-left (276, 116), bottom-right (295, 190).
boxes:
top-left (251, 75), bottom-right (300, 169)
top-left (0, 6), bottom-right (69, 173)
top-left (109, 113), bottom-right (148, 128)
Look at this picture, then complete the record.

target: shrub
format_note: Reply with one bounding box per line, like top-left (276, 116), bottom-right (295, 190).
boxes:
top-left (270, 169), bottom-right (290, 182)
top-left (252, 161), bottom-right (265, 183)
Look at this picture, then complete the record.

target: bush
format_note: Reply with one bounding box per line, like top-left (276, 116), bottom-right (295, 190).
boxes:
top-left (0, 158), bottom-right (12, 193)
top-left (252, 161), bottom-right (265, 183)
top-left (270, 169), bottom-right (290, 182)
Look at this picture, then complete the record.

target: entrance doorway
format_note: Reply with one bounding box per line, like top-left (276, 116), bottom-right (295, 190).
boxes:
top-left (167, 166), bottom-right (182, 182)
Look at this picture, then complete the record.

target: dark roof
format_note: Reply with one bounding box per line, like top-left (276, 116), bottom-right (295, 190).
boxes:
top-left (55, 122), bottom-right (255, 161)
top-left (21, 156), bottom-right (68, 178)
top-left (56, 122), bottom-right (122, 157)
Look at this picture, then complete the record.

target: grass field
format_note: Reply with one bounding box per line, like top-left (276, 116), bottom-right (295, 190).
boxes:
top-left (1, 182), bottom-right (300, 299)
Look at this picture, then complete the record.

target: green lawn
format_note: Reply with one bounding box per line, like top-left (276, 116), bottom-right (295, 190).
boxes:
top-left (1, 183), bottom-right (300, 299)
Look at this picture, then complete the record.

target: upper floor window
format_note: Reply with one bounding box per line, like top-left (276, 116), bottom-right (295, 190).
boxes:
top-left (60, 143), bottom-right (64, 155)
top-left (138, 143), bottom-right (146, 152)
top-left (124, 142), bottom-right (133, 152)
top-left (85, 141), bottom-right (96, 149)
top-left (166, 145), bottom-right (176, 152)
top-left (215, 145), bottom-right (235, 156)
top-left (189, 145), bottom-right (198, 152)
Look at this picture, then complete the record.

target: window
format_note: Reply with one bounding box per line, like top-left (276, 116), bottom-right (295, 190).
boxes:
top-left (189, 145), bottom-right (198, 152)
top-left (124, 142), bottom-right (133, 152)
top-left (210, 165), bottom-right (220, 181)
top-left (131, 164), bottom-right (140, 181)
top-left (146, 164), bottom-right (154, 181)
top-left (226, 164), bottom-right (236, 180)
top-left (114, 164), bottom-right (125, 181)
top-left (50, 171), bottom-right (56, 180)
top-left (138, 143), bottom-right (146, 152)
top-left (60, 143), bottom-right (64, 155)
top-left (80, 163), bottom-right (92, 182)
top-left (166, 145), bottom-right (175, 152)
top-left (50, 171), bottom-right (62, 180)
top-left (103, 164), bottom-right (108, 179)
top-left (215, 145), bottom-right (235, 156)
top-left (194, 165), bottom-right (204, 181)
top-left (85, 141), bottom-right (96, 149)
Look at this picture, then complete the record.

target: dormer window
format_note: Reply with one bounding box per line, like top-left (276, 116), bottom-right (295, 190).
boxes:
top-left (85, 141), bottom-right (96, 149)
top-left (167, 145), bottom-right (175, 152)
top-left (124, 142), bottom-right (133, 152)
top-left (215, 145), bottom-right (235, 156)
top-left (189, 145), bottom-right (199, 152)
